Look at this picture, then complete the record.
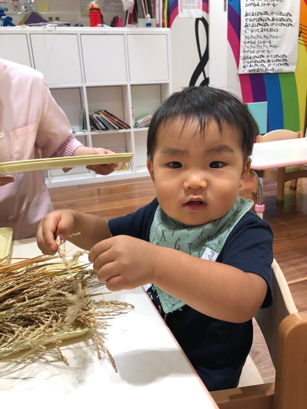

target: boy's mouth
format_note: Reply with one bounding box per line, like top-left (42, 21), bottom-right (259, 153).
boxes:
top-left (183, 199), bottom-right (205, 210)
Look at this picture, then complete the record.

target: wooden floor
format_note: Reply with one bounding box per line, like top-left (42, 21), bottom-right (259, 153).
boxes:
top-left (49, 174), bottom-right (307, 385)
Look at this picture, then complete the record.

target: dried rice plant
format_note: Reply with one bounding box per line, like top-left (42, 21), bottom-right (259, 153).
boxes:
top-left (0, 248), bottom-right (134, 371)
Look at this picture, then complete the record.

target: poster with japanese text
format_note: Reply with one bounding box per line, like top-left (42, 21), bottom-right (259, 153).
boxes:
top-left (239, 0), bottom-right (301, 73)
top-left (178, 0), bottom-right (202, 18)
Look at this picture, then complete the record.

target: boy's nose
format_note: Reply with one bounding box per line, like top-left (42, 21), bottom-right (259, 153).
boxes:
top-left (184, 173), bottom-right (207, 190)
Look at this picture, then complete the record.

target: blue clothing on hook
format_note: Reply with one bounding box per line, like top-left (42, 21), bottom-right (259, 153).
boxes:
top-left (0, 8), bottom-right (15, 26)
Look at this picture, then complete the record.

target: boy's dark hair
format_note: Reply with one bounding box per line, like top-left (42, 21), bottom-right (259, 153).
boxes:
top-left (147, 86), bottom-right (258, 161)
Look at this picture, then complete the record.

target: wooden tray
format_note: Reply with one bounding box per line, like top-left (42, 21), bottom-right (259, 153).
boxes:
top-left (0, 153), bottom-right (133, 174)
top-left (0, 227), bottom-right (13, 266)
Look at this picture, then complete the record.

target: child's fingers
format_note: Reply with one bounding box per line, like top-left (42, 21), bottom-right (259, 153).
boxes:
top-left (89, 240), bottom-right (121, 284)
top-left (56, 218), bottom-right (73, 242)
top-left (37, 220), bottom-right (57, 254)
top-left (92, 258), bottom-right (124, 290)
top-left (37, 212), bottom-right (69, 253)
top-left (105, 274), bottom-right (125, 292)
top-left (88, 238), bottom-right (113, 263)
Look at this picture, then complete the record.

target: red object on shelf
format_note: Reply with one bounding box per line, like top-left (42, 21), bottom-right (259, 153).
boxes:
top-left (89, 2), bottom-right (103, 27)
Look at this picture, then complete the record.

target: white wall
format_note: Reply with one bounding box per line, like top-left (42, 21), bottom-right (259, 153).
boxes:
top-left (171, 15), bottom-right (209, 92)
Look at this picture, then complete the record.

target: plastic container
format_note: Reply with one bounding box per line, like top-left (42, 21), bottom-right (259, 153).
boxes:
top-left (89, 2), bottom-right (103, 27)
top-left (145, 14), bottom-right (151, 27)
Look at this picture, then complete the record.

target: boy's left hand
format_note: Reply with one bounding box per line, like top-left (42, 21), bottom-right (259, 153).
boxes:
top-left (89, 236), bottom-right (156, 291)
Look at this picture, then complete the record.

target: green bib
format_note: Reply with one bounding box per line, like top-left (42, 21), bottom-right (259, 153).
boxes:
top-left (149, 197), bottom-right (253, 313)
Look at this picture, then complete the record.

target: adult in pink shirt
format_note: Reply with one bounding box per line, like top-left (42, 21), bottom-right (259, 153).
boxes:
top-left (0, 58), bottom-right (115, 239)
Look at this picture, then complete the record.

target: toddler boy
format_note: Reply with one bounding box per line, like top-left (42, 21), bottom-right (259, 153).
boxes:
top-left (37, 87), bottom-right (273, 391)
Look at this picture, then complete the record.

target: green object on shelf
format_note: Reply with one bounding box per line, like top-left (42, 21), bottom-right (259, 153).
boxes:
top-left (135, 113), bottom-right (152, 124)
top-left (135, 113), bottom-right (153, 128)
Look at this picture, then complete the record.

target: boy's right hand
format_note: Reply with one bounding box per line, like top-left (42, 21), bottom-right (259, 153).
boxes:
top-left (37, 210), bottom-right (75, 254)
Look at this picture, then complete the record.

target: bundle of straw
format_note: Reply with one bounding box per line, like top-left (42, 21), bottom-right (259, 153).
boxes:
top-left (0, 251), bottom-right (133, 370)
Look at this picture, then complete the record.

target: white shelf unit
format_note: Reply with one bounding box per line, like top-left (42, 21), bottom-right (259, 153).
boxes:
top-left (0, 27), bottom-right (172, 188)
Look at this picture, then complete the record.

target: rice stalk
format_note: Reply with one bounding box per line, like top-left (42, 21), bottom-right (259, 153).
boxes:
top-left (0, 248), bottom-right (134, 370)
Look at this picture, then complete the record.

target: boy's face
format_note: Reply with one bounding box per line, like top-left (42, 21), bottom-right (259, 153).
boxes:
top-left (147, 119), bottom-right (251, 226)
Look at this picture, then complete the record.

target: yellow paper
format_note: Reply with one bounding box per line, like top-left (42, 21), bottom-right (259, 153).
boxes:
top-left (38, 1), bottom-right (49, 12)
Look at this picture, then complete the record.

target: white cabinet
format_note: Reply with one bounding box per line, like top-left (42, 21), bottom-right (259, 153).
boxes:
top-left (30, 34), bottom-right (83, 85)
top-left (127, 34), bottom-right (169, 82)
top-left (0, 27), bottom-right (171, 188)
top-left (0, 34), bottom-right (31, 67)
top-left (81, 34), bottom-right (127, 84)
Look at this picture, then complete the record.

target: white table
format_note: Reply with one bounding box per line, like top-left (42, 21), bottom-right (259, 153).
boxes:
top-left (250, 138), bottom-right (307, 214)
top-left (1, 239), bottom-right (218, 409)
top-left (251, 138), bottom-right (307, 170)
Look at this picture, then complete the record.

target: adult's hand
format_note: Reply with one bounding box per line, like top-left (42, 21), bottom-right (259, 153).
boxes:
top-left (86, 148), bottom-right (117, 175)
top-left (73, 146), bottom-right (116, 175)
top-left (0, 176), bottom-right (14, 186)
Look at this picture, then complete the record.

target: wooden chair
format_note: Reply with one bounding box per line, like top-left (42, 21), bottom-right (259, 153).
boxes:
top-left (252, 130), bottom-right (304, 204)
top-left (211, 259), bottom-right (307, 409)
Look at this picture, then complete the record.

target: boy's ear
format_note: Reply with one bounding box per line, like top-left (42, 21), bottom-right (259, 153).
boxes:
top-left (147, 158), bottom-right (155, 183)
top-left (240, 158), bottom-right (252, 188)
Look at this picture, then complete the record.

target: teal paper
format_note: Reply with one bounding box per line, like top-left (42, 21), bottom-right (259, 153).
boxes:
top-left (247, 102), bottom-right (268, 135)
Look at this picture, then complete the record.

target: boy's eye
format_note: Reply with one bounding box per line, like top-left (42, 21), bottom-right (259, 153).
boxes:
top-left (169, 161), bottom-right (182, 169)
top-left (210, 161), bottom-right (224, 169)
